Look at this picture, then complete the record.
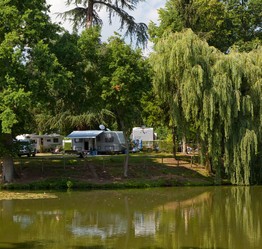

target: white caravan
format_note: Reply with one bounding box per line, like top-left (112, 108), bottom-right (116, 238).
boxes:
top-left (16, 134), bottom-right (63, 152)
top-left (130, 127), bottom-right (156, 151)
top-left (131, 127), bottom-right (154, 142)
top-left (67, 130), bottom-right (126, 156)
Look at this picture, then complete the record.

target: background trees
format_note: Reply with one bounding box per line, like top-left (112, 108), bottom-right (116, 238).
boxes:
top-left (149, 0), bottom-right (262, 52)
top-left (37, 28), bottom-right (110, 133)
top-left (61, 0), bottom-right (148, 46)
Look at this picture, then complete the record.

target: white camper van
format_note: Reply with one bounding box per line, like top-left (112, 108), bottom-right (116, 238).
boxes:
top-left (131, 127), bottom-right (156, 151)
top-left (16, 134), bottom-right (63, 152)
top-left (131, 127), bottom-right (154, 142)
top-left (67, 130), bottom-right (126, 156)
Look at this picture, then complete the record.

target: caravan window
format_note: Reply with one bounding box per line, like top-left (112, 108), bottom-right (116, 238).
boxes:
top-left (53, 138), bottom-right (59, 143)
top-left (105, 133), bottom-right (114, 142)
top-left (74, 138), bottom-right (83, 143)
top-left (31, 139), bottom-right (37, 144)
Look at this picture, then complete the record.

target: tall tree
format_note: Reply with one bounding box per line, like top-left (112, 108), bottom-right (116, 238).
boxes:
top-left (225, 0), bottom-right (262, 51)
top-left (100, 34), bottom-right (151, 176)
top-left (36, 28), bottom-right (113, 134)
top-left (0, 0), bottom-right (61, 182)
top-left (26, 40), bottom-right (73, 134)
top-left (150, 29), bottom-right (262, 185)
top-left (149, 0), bottom-right (261, 52)
top-left (60, 0), bottom-right (148, 46)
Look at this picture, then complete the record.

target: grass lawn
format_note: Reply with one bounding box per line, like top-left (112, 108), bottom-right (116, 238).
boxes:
top-left (1, 152), bottom-right (214, 190)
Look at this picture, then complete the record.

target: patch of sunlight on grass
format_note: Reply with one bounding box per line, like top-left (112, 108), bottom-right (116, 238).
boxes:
top-left (0, 191), bottom-right (57, 200)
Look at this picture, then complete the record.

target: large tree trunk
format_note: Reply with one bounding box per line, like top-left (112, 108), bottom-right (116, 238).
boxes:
top-left (86, 0), bottom-right (94, 28)
top-left (1, 133), bottom-right (15, 183)
top-left (2, 156), bottom-right (14, 183)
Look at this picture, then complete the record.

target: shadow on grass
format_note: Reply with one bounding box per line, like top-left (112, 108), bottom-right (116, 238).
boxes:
top-left (6, 153), bottom-right (214, 189)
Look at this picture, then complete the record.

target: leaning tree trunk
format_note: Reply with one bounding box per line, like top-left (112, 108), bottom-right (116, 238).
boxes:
top-left (1, 133), bottom-right (15, 183)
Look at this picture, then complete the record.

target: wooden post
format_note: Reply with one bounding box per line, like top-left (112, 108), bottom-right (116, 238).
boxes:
top-left (41, 158), bottom-right (44, 174)
top-left (19, 159), bottom-right (22, 173)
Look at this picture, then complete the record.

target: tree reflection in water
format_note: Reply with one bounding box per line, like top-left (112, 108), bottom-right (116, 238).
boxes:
top-left (0, 187), bottom-right (261, 249)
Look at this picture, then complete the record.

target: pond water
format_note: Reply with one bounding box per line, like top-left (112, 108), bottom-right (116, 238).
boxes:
top-left (0, 186), bottom-right (261, 249)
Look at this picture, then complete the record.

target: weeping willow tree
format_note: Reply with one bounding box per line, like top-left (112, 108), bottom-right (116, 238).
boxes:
top-left (211, 49), bottom-right (262, 185)
top-left (150, 29), bottom-right (215, 160)
top-left (150, 29), bottom-right (262, 185)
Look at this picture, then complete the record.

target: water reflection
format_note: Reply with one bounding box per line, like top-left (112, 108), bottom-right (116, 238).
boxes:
top-left (0, 187), bottom-right (261, 249)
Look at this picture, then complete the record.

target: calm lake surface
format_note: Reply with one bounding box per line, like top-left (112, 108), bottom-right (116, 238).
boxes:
top-left (0, 186), bottom-right (261, 249)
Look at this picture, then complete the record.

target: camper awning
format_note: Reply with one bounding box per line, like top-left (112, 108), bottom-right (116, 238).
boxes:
top-left (67, 130), bottom-right (103, 139)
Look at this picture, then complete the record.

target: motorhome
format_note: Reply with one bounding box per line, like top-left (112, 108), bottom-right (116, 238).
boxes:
top-left (16, 134), bottom-right (63, 152)
top-left (130, 127), bottom-right (156, 151)
top-left (66, 130), bottom-right (126, 156)
top-left (131, 127), bottom-right (154, 142)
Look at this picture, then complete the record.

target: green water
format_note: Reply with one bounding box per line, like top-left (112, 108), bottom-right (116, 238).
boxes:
top-left (0, 186), bottom-right (261, 249)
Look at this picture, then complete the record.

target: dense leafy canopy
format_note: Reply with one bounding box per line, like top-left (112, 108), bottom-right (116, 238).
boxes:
top-left (35, 28), bottom-right (109, 133)
top-left (0, 0), bottom-right (62, 181)
top-left (149, 0), bottom-right (262, 52)
top-left (98, 34), bottom-right (151, 176)
top-left (150, 29), bottom-right (262, 185)
top-left (100, 35), bottom-right (151, 130)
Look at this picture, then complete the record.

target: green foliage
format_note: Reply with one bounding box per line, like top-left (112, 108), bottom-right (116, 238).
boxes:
top-left (150, 29), bottom-right (262, 185)
top-left (100, 34), bottom-right (151, 133)
top-left (0, 0), bottom-right (61, 137)
top-left (35, 28), bottom-right (115, 133)
top-left (66, 180), bottom-right (73, 189)
top-left (0, 0), bottom-right (63, 182)
top-left (0, 0), bottom-right (152, 181)
top-left (149, 0), bottom-right (262, 52)
top-left (61, 0), bottom-right (148, 46)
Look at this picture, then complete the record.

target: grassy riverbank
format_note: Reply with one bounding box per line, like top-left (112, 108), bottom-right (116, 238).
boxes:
top-left (1, 152), bottom-right (215, 190)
